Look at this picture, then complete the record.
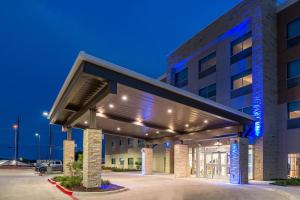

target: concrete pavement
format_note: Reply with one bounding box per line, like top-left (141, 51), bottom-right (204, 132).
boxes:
top-left (1, 169), bottom-right (299, 200)
top-left (0, 169), bottom-right (69, 200)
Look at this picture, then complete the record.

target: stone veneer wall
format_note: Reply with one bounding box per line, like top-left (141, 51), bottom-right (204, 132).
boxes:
top-left (142, 148), bottom-right (153, 175)
top-left (174, 144), bottom-right (188, 178)
top-left (83, 129), bottom-right (102, 188)
top-left (165, 148), bottom-right (171, 173)
top-left (230, 138), bottom-right (249, 184)
top-left (63, 140), bottom-right (75, 176)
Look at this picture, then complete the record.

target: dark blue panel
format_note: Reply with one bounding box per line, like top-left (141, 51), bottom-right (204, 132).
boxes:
top-left (231, 84), bottom-right (252, 99)
top-left (198, 65), bottom-right (216, 79)
top-left (287, 118), bottom-right (300, 129)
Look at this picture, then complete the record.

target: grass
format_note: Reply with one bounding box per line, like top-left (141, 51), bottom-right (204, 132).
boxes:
top-left (271, 178), bottom-right (300, 186)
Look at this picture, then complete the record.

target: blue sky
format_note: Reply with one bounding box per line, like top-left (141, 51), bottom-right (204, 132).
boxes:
top-left (0, 0), bottom-right (241, 160)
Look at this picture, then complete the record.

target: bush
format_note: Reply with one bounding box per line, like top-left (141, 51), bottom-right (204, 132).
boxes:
top-left (101, 179), bottom-right (111, 185)
top-left (52, 176), bottom-right (83, 189)
top-left (271, 178), bottom-right (300, 186)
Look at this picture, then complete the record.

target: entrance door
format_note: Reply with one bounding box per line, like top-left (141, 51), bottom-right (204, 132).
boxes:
top-left (204, 152), bottom-right (229, 179)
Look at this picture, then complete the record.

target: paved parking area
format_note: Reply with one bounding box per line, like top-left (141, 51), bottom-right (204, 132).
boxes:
top-left (0, 169), bottom-right (299, 200)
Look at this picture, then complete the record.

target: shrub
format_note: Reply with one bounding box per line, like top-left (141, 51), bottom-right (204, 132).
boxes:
top-left (271, 178), bottom-right (300, 186)
top-left (52, 176), bottom-right (83, 189)
top-left (52, 176), bottom-right (68, 182)
top-left (101, 179), bottom-right (111, 185)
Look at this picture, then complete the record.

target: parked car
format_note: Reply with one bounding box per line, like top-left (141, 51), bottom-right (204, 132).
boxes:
top-left (35, 160), bottom-right (63, 173)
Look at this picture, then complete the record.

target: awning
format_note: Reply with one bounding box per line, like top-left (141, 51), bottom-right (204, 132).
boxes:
top-left (49, 52), bottom-right (253, 141)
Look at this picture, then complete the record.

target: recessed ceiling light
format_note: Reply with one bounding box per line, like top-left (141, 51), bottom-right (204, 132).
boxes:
top-left (117, 127), bottom-right (121, 131)
top-left (156, 130), bottom-right (160, 134)
top-left (185, 124), bottom-right (189, 128)
top-left (145, 133), bottom-right (149, 136)
top-left (121, 95), bottom-right (128, 101)
top-left (109, 104), bottom-right (114, 108)
top-left (167, 109), bottom-right (172, 114)
top-left (84, 121), bottom-right (88, 125)
top-left (204, 120), bottom-right (208, 124)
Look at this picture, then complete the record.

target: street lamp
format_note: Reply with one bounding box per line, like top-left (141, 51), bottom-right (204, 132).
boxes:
top-left (35, 133), bottom-right (41, 161)
top-left (42, 111), bottom-right (52, 164)
top-left (12, 124), bottom-right (18, 165)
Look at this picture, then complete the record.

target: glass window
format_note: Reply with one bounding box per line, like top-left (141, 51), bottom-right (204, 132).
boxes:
top-left (119, 158), bottom-right (124, 165)
top-left (199, 52), bottom-right (216, 72)
top-left (119, 140), bottom-right (122, 146)
top-left (199, 83), bottom-right (216, 99)
top-left (128, 158), bottom-right (134, 165)
top-left (112, 142), bottom-right (115, 148)
top-left (175, 68), bottom-right (188, 87)
top-left (239, 106), bottom-right (253, 115)
top-left (231, 32), bottom-right (252, 56)
top-left (287, 59), bottom-right (300, 79)
top-left (287, 18), bottom-right (300, 39)
top-left (111, 158), bottom-right (116, 164)
top-left (231, 70), bottom-right (252, 90)
top-left (288, 100), bottom-right (300, 119)
top-left (288, 154), bottom-right (300, 178)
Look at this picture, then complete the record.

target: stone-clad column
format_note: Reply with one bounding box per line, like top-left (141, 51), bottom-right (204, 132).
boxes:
top-left (174, 144), bottom-right (188, 178)
top-left (165, 148), bottom-right (171, 173)
top-left (83, 129), bottom-right (102, 188)
top-left (230, 137), bottom-right (248, 184)
top-left (142, 148), bottom-right (153, 175)
top-left (63, 140), bottom-right (75, 176)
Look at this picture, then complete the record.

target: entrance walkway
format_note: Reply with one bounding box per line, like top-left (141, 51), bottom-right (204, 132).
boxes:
top-left (79, 171), bottom-right (293, 200)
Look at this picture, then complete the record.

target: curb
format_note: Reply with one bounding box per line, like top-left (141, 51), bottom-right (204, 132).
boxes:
top-left (56, 183), bottom-right (73, 196)
top-left (73, 187), bottom-right (129, 197)
top-left (48, 178), bottom-right (56, 185)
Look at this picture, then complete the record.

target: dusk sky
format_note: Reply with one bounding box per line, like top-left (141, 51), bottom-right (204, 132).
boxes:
top-left (0, 0), bottom-right (241, 160)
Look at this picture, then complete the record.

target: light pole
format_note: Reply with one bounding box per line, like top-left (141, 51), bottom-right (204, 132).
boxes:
top-left (12, 124), bottom-right (18, 165)
top-left (42, 111), bottom-right (52, 164)
top-left (35, 133), bottom-right (41, 161)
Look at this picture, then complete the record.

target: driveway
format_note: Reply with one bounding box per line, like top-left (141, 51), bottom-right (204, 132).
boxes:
top-left (78, 172), bottom-right (292, 200)
top-left (0, 169), bottom-right (297, 200)
top-left (0, 168), bottom-right (69, 200)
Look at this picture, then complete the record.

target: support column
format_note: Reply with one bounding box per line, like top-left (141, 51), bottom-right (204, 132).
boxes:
top-left (165, 148), bottom-right (171, 173)
top-left (230, 137), bottom-right (248, 184)
top-left (142, 148), bottom-right (153, 175)
top-left (174, 144), bottom-right (188, 178)
top-left (63, 139), bottom-right (75, 176)
top-left (83, 129), bottom-right (102, 188)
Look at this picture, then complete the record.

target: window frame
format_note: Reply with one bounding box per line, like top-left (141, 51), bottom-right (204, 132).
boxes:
top-left (288, 100), bottom-right (300, 120)
top-left (287, 17), bottom-right (300, 40)
top-left (198, 83), bottom-right (216, 99)
top-left (198, 51), bottom-right (217, 73)
top-left (287, 59), bottom-right (300, 80)
top-left (174, 67), bottom-right (188, 88)
top-left (287, 17), bottom-right (300, 48)
top-left (231, 69), bottom-right (253, 90)
top-left (231, 32), bottom-right (252, 56)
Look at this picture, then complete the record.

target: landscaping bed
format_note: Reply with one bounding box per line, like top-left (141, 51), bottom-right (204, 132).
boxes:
top-left (51, 176), bottom-right (125, 192)
top-left (271, 178), bottom-right (300, 186)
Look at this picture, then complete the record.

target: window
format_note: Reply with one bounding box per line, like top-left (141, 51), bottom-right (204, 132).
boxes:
top-left (119, 140), bottom-right (122, 146)
top-left (288, 100), bottom-right (300, 119)
top-left (111, 158), bottom-right (116, 165)
top-left (128, 158), bottom-right (134, 165)
top-left (288, 59), bottom-right (300, 79)
top-left (174, 68), bottom-right (188, 87)
top-left (238, 106), bottom-right (253, 115)
top-left (199, 84), bottom-right (216, 99)
top-left (231, 70), bottom-right (252, 90)
top-left (288, 154), bottom-right (300, 178)
top-left (287, 18), bottom-right (300, 47)
top-left (199, 52), bottom-right (216, 72)
top-left (111, 142), bottom-right (115, 149)
top-left (231, 32), bottom-right (252, 64)
top-left (119, 158), bottom-right (124, 166)
top-left (138, 139), bottom-right (144, 147)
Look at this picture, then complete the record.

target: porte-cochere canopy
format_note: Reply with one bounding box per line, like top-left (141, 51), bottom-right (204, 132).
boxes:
top-left (49, 52), bottom-right (253, 142)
